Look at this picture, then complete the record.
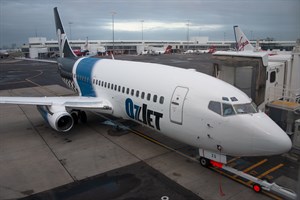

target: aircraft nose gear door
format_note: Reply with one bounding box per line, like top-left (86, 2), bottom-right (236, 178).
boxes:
top-left (170, 86), bottom-right (189, 125)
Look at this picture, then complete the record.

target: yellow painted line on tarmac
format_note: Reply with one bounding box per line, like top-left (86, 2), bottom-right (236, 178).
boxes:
top-left (227, 157), bottom-right (240, 164)
top-left (25, 78), bottom-right (42, 87)
top-left (242, 159), bottom-right (268, 173)
top-left (232, 159), bottom-right (268, 178)
top-left (129, 129), bottom-right (283, 200)
top-left (25, 79), bottom-right (60, 96)
top-left (247, 163), bottom-right (284, 185)
top-left (130, 129), bottom-right (199, 162)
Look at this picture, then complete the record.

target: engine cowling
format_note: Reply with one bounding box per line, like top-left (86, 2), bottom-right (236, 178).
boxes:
top-left (37, 105), bottom-right (74, 132)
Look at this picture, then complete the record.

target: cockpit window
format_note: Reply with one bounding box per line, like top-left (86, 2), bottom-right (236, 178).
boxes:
top-left (208, 101), bottom-right (258, 116)
top-left (230, 97), bottom-right (238, 102)
top-left (233, 102), bottom-right (258, 114)
top-left (222, 97), bottom-right (229, 101)
top-left (208, 101), bottom-right (221, 115)
top-left (222, 103), bottom-right (235, 116)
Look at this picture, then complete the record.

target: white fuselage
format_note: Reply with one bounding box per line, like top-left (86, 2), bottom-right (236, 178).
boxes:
top-left (66, 57), bottom-right (291, 157)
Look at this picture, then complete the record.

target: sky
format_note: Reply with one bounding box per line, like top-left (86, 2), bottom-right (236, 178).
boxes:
top-left (0, 0), bottom-right (299, 48)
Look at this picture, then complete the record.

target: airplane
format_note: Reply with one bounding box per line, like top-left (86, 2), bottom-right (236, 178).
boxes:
top-left (73, 37), bottom-right (90, 56)
top-left (73, 49), bottom-right (89, 57)
top-left (0, 50), bottom-right (9, 59)
top-left (233, 26), bottom-right (291, 56)
top-left (197, 46), bottom-right (216, 54)
top-left (0, 7), bottom-right (292, 167)
top-left (151, 45), bottom-right (172, 55)
top-left (184, 46), bottom-right (216, 54)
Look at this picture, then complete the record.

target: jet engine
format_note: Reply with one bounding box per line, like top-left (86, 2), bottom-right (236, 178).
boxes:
top-left (37, 105), bottom-right (73, 132)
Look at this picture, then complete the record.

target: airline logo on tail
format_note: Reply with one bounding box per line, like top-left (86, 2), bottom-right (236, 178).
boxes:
top-left (237, 36), bottom-right (250, 51)
top-left (234, 25), bottom-right (254, 52)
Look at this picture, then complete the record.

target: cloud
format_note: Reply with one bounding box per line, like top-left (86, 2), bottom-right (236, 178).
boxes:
top-left (103, 21), bottom-right (223, 32)
top-left (0, 0), bottom-right (299, 47)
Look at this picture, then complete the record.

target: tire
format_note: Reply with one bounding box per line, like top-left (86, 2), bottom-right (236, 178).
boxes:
top-left (71, 112), bottom-right (78, 124)
top-left (199, 157), bottom-right (210, 167)
top-left (79, 111), bottom-right (87, 123)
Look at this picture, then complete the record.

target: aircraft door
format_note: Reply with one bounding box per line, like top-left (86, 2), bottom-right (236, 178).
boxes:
top-left (266, 64), bottom-right (285, 102)
top-left (170, 86), bottom-right (189, 125)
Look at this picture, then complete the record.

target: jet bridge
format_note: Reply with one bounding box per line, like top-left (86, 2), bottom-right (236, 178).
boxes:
top-left (212, 50), bottom-right (300, 139)
top-left (212, 51), bottom-right (269, 109)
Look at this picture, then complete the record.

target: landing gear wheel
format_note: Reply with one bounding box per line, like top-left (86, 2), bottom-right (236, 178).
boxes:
top-left (79, 111), bottom-right (87, 123)
top-left (199, 157), bottom-right (210, 168)
top-left (71, 112), bottom-right (78, 124)
top-left (252, 184), bottom-right (262, 193)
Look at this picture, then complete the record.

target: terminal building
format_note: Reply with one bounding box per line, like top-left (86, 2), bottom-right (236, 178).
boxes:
top-left (21, 36), bottom-right (297, 59)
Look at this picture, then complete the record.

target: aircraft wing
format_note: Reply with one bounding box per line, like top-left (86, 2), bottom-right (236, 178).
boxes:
top-left (16, 58), bottom-right (58, 64)
top-left (0, 96), bottom-right (113, 111)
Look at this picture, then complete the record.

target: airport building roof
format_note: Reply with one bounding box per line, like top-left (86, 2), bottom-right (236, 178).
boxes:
top-left (21, 37), bottom-right (297, 59)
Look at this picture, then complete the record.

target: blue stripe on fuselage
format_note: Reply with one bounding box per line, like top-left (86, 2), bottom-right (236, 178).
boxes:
top-left (76, 57), bottom-right (100, 97)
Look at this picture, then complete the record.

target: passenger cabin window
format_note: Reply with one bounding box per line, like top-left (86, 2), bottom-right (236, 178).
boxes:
top-left (131, 89), bottom-right (134, 96)
top-left (147, 93), bottom-right (151, 101)
top-left (208, 101), bottom-right (221, 115)
top-left (122, 87), bottom-right (125, 93)
top-left (141, 92), bottom-right (145, 99)
top-left (136, 90), bottom-right (140, 97)
top-left (153, 95), bottom-right (157, 102)
top-left (159, 96), bottom-right (164, 104)
top-left (126, 88), bottom-right (130, 94)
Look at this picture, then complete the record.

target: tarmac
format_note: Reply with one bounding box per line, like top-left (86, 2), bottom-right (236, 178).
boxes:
top-left (0, 55), bottom-right (299, 200)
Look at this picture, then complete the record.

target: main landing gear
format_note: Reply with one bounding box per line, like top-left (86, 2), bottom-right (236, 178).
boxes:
top-left (71, 110), bottom-right (87, 124)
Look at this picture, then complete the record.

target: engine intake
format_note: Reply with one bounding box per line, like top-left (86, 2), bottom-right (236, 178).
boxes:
top-left (37, 105), bottom-right (74, 132)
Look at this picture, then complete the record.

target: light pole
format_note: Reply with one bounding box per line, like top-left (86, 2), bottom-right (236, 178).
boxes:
top-left (68, 22), bottom-right (73, 41)
top-left (111, 11), bottom-right (116, 54)
top-left (186, 20), bottom-right (190, 49)
top-left (141, 20), bottom-right (144, 42)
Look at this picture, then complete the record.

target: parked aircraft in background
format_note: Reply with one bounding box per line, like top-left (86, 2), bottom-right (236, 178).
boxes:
top-left (184, 46), bottom-right (216, 54)
top-left (0, 50), bottom-right (9, 59)
top-left (198, 46), bottom-right (216, 54)
top-left (0, 8), bottom-right (292, 168)
top-left (151, 45), bottom-right (172, 55)
top-left (233, 25), bottom-right (291, 56)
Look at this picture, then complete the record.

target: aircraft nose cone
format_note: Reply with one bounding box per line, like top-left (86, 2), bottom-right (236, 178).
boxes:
top-left (252, 113), bottom-right (292, 155)
top-left (263, 131), bottom-right (292, 154)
